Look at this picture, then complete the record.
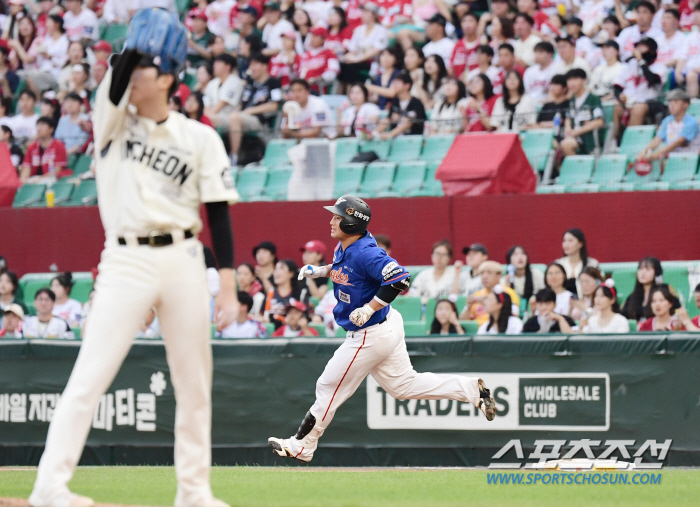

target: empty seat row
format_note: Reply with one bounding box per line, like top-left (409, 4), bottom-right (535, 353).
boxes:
top-left (12, 180), bottom-right (97, 208)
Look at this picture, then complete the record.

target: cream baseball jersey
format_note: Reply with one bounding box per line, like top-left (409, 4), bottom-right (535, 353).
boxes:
top-left (93, 68), bottom-right (239, 237)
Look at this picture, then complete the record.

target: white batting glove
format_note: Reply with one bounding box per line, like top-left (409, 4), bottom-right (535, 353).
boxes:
top-left (298, 264), bottom-right (327, 280)
top-left (349, 303), bottom-right (375, 327)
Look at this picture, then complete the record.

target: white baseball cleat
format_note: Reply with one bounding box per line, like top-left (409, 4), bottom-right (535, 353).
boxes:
top-left (268, 436), bottom-right (315, 462)
top-left (477, 378), bottom-right (497, 421)
top-left (29, 492), bottom-right (95, 507)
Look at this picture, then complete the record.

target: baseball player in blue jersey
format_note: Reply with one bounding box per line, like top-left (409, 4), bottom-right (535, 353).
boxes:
top-left (268, 196), bottom-right (496, 462)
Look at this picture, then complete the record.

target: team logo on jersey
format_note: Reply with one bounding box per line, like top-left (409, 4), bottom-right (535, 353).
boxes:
top-left (330, 267), bottom-right (353, 286)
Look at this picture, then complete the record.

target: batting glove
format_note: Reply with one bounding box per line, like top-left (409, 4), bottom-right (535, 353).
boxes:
top-left (298, 264), bottom-right (327, 280)
top-left (349, 303), bottom-right (375, 327)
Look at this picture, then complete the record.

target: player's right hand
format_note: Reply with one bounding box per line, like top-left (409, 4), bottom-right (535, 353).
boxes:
top-left (298, 264), bottom-right (327, 280)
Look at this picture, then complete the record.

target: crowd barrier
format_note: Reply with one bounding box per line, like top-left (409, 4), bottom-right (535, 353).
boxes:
top-left (1, 334), bottom-right (699, 467)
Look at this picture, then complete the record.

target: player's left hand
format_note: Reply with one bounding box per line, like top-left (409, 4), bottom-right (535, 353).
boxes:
top-left (214, 290), bottom-right (240, 331)
top-left (349, 303), bottom-right (375, 327)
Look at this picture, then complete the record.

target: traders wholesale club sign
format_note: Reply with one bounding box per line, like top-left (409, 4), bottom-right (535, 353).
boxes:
top-left (366, 373), bottom-right (610, 431)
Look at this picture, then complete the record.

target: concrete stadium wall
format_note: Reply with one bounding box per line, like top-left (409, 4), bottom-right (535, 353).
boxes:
top-left (1, 191), bottom-right (699, 275)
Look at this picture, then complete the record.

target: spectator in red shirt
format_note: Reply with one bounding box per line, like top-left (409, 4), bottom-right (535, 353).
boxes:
top-left (326, 6), bottom-right (353, 57)
top-left (271, 301), bottom-right (319, 337)
top-left (451, 12), bottom-right (480, 80)
top-left (517, 0), bottom-right (550, 34)
top-left (299, 27), bottom-right (340, 93)
top-left (638, 284), bottom-right (685, 331)
top-left (464, 73), bottom-right (498, 132)
top-left (92, 40), bottom-right (112, 64)
top-left (20, 116), bottom-right (68, 183)
top-left (184, 91), bottom-right (214, 128)
top-left (268, 31), bottom-right (300, 89)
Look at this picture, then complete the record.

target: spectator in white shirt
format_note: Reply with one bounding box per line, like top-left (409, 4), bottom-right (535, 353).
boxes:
top-left (280, 78), bottom-right (335, 139)
top-left (339, 2), bottom-right (389, 88)
top-left (612, 37), bottom-right (667, 141)
top-left (23, 289), bottom-right (74, 339)
top-left (616, 1), bottom-right (663, 61)
top-left (580, 281), bottom-right (631, 333)
top-left (18, 14), bottom-right (69, 94)
top-left (477, 286), bottom-right (523, 335)
top-left (451, 243), bottom-right (488, 297)
top-left (203, 53), bottom-right (244, 129)
top-left (656, 9), bottom-right (687, 85)
top-left (430, 76), bottom-right (468, 134)
top-left (63, 0), bottom-right (99, 44)
top-left (135, 307), bottom-right (161, 339)
top-left (556, 228), bottom-right (599, 295)
top-left (543, 262), bottom-right (578, 317)
top-left (565, 17), bottom-right (597, 69)
top-left (7, 89), bottom-right (39, 143)
top-left (464, 45), bottom-right (501, 93)
top-left (553, 35), bottom-right (591, 77)
top-left (590, 39), bottom-right (623, 99)
top-left (491, 69), bottom-right (537, 131)
top-left (261, 1), bottom-right (295, 57)
top-left (524, 41), bottom-right (555, 102)
top-left (682, 4), bottom-right (700, 98)
top-left (408, 240), bottom-right (458, 300)
top-left (421, 14), bottom-right (455, 67)
top-left (336, 83), bottom-right (381, 138)
top-left (50, 272), bottom-right (82, 329)
top-left (0, 304), bottom-right (24, 339)
top-left (513, 13), bottom-right (543, 68)
top-left (101, 0), bottom-right (138, 25)
top-left (218, 292), bottom-right (268, 338)
top-left (501, 245), bottom-right (545, 304)
top-left (205, 0), bottom-right (236, 37)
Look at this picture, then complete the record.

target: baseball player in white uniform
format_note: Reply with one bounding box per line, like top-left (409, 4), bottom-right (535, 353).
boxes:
top-left (28, 9), bottom-right (239, 507)
top-left (268, 196), bottom-right (496, 463)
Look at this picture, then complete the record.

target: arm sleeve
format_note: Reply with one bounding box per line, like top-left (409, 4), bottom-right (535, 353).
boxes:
top-left (681, 117), bottom-right (699, 141)
top-left (640, 62), bottom-right (661, 87)
top-left (205, 201), bottom-right (234, 270)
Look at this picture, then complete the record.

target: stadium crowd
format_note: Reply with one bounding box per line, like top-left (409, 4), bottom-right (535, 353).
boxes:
top-left (1, 228), bottom-right (700, 339)
top-left (2, 0), bottom-right (700, 180)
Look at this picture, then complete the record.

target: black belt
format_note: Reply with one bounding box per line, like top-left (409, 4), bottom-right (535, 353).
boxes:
top-left (343, 315), bottom-right (387, 333)
top-left (118, 230), bottom-right (194, 247)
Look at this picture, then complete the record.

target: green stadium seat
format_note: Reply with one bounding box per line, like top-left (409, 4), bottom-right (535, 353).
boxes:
top-left (570, 154), bottom-right (628, 192)
top-left (611, 268), bottom-right (637, 304)
top-left (404, 321), bottom-right (427, 337)
top-left (377, 161), bottom-right (427, 197)
top-left (636, 153), bottom-right (699, 190)
top-left (626, 161), bottom-right (661, 188)
top-left (183, 72), bottom-right (197, 90)
top-left (60, 180), bottom-right (97, 206)
top-left (335, 138), bottom-right (360, 164)
top-left (664, 267), bottom-right (690, 307)
top-left (102, 24), bottom-right (128, 51)
top-left (408, 160), bottom-right (443, 196)
top-left (688, 99), bottom-right (700, 120)
top-left (521, 129), bottom-right (553, 172)
top-left (391, 297), bottom-right (422, 321)
top-left (334, 163), bottom-right (365, 197)
top-left (336, 326), bottom-right (348, 337)
top-left (12, 184), bottom-right (46, 207)
top-left (670, 180), bottom-right (700, 190)
top-left (420, 134), bottom-right (455, 161)
top-left (557, 155), bottom-right (595, 186)
top-left (257, 166), bottom-right (292, 201)
top-left (309, 323), bottom-right (326, 336)
top-left (22, 279), bottom-right (51, 304)
top-left (236, 167), bottom-right (268, 201)
top-left (461, 321), bottom-right (480, 335)
top-left (360, 138), bottom-right (391, 160)
top-left (70, 278), bottom-right (94, 303)
top-left (358, 161), bottom-right (396, 196)
top-left (536, 185), bottom-right (563, 194)
top-left (628, 319), bottom-right (638, 333)
top-left (67, 153), bottom-right (78, 169)
top-left (387, 135), bottom-right (423, 163)
top-left (71, 155), bottom-right (93, 177)
top-left (30, 182), bottom-right (74, 207)
top-left (262, 139), bottom-right (296, 167)
top-left (618, 126), bottom-right (656, 160)
top-left (176, 0), bottom-right (191, 13)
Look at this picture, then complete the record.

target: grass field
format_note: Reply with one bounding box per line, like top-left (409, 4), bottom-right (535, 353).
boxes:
top-left (1, 467), bottom-right (699, 507)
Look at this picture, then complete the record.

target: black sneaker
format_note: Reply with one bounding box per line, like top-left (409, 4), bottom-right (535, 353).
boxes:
top-left (478, 378), bottom-right (496, 421)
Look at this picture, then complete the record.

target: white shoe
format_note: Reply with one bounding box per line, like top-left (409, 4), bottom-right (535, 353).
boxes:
top-left (268, 436), bottom-right (315, 462)
top-left (28, 492), bottom-right (94, 507)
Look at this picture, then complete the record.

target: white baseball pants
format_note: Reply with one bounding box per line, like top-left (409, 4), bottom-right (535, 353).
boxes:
top-left (30, 238), bottom-right (215, 507)
top-left (310, 309), bottom-right (481, 429)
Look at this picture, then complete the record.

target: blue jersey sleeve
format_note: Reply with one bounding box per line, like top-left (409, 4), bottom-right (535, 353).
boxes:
top-left (364, 248), bottom-right (410, 286)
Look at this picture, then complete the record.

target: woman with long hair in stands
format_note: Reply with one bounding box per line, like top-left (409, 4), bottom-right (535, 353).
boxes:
top-left (336, 82), bottom-right (381, 138)
top-left (490, 69), bottom-right (537, 131)
top-left (620, 256), bottom-right (663, 323)
top-left (326, 6), bottom-right (352, 57)
top-left (429, 299), bottom-right (465, 335)
top-left (501, 245), bottom-right (545, 303)
top-left (236, 263), bottom-right (266, 318)
top-left (483, 16), bottom-right (515, 65)
top-left (580, 280), bottom-right (630, 333)
top-left (556, 228), bottom-right (599, 296)
top-left (570, 266), bottom-right (605, 321)
top-left (417, 54), bottom-right (448, 110)
top-left (543, 262), bottom-right (578, 317)
top-left (637, 284), bottom-right (684, 331)
top-left (264, 260), bottom-right (310, 329)
top-left (478, 286), bottom-right (523, 335)
top-left (8, 15), bottom-right (37, 70)
top-left (0, 270), bottom-right (28, 315)
top-left (50, 272), bottom-right (82, 328)
top-left (184, 91), bottom-right (214, 127)
top-left (430, 76), bottom-right (468, 134)
top-left (464, 73), bottom-right (498, 132)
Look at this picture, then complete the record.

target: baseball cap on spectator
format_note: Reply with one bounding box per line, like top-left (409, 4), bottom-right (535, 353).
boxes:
top-left (566, 17), bottom-right (583, 27)
top-left (3, 304), bottom-right (24, 320)
top-left (285, 301), bottom-right (308, 313)
top-left (667, 88), bottom-right (691, 103)
top-left (310, 26), bottom-right (328, 37)
top-left (93, 40), bottom-right (112, 54)
top-left (300, 240), bottom-right (327, 254)
top-left (281, 31), bottom-right (297, 40)
top-left (188, 7), bottom-right (208, 22)
top-left (252, 241), bottom-right (277, 257)
top-left (462, 243), bottom-right (488, 255)
top-left (264, 1), bottom-right (281, 11)
top-left (427, 14), bottom-right (447, 27)
top-left (239, 6), bottom-right (259, 19)
top-left (565, 68), bottom-right (587, 80)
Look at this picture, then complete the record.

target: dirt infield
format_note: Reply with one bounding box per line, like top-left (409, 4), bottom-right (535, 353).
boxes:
top-left (0, 500), bottom-right (160, 507)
